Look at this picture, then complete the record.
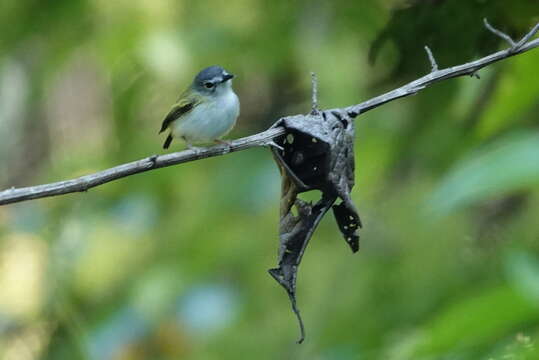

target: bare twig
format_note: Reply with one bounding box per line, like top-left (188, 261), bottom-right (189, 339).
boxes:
top-left (342, 22), bottom-right (539, 117)
top-left (424, 45), bottom-right (439, 72)
top-left (514, 22), bottom-right (539, 50)
top-left (0, 127), bottom-right (285, 205)
top-left (1, 20), bottom-right (539, 206)
top-left (483, 18), bottom-right (539, 54)
top-left (484, 18), bottom-right (516, 47)
top-left (310, 71), bottom-right (319, 115)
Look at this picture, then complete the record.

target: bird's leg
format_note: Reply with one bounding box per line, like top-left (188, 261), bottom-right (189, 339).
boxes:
top-left (183, 137), bottom-right (200, 153)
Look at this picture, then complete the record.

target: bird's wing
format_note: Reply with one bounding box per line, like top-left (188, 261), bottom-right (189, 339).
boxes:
top-left (159, 92), bottom-right (200, 133)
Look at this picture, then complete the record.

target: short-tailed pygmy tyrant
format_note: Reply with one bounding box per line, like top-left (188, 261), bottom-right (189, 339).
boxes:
top-left (159, 65), bottom-right (240, 149)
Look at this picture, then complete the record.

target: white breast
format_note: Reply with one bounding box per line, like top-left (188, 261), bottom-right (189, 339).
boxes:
top-left (172, 88), bottom-right (240, 143)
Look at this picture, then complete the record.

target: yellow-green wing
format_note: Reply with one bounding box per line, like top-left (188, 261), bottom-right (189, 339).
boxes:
top-left (159, 91), bottom-right (200, 134)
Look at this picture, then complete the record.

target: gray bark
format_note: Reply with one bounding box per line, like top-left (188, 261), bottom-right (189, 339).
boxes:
top-left (1, 21), bottom-right (538, 206)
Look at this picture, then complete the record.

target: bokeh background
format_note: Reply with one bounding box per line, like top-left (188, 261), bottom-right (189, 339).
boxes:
top-left (1, 1), bottom-right (539, 359)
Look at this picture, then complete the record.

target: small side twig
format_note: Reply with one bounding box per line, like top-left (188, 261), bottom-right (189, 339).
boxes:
top-left (484, 18), bottom-right (516, 47)
top-left (484, 18), bottom-right (539, 54)
top-left (310, 72), bottom-right (319, 115)
top-left (424, 45), bottom-right (439, 72)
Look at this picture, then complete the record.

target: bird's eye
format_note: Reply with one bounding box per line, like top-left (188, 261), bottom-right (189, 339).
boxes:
top-left (204, 82), bottom-right (214, 89)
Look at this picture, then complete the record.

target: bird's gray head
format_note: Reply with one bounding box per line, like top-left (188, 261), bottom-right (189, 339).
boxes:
top-left (192, 65), bottom-right (234, 95)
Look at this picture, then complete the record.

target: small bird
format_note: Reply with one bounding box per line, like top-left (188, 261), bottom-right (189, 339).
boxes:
top-left (159, 65), bottom-right (240, 149)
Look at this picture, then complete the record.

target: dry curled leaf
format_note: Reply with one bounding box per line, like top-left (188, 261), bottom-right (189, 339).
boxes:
top-left (269, 109), bottom-right (361, 343)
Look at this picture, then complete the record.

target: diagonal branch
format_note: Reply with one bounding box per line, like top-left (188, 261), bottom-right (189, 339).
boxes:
top-left (1, 20), bottom-right (538, 206)
top-left (514, 22), bottom-right (539, 50)
top-left (0, 128), bottom-right (285, 205)
top-left (341, 24), bottom-right (539, 118)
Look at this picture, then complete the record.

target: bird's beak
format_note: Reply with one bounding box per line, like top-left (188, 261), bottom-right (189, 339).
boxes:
top-left (221, 73), bottom-right (234, 82)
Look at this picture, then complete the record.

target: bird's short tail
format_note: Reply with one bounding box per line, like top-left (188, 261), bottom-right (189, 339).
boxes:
top-left (163, 134), bottom-right (173, 149)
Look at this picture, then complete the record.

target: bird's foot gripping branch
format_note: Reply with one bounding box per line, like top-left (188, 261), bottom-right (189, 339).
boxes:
top-left (269, 110), bottom-right (362, 343)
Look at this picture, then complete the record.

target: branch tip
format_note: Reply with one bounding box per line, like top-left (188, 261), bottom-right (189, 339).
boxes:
top-left (514, 22), bottom-right (539, 50)
top-left (424, 45), bottom-right (439, 72)
top-left (484, 18), bottom-right (516, 47)
top-left (310, 72), bottom-right (319, 115)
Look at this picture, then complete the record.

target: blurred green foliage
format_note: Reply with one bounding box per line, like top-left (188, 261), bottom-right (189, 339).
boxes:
top-left (1, 1), bottom-right (539, 359)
